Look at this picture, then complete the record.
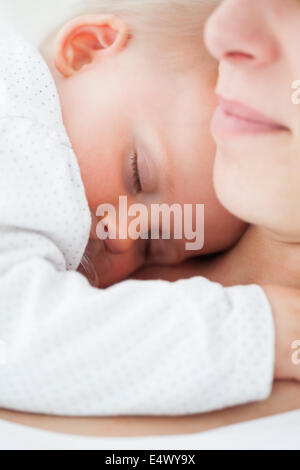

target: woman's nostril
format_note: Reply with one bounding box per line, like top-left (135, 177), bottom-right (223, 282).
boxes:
top-left (226, 51), bottom-right (255, 60)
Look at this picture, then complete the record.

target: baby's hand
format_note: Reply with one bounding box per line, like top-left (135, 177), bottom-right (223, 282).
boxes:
top-left (263, 285), bottom-right (300, 382)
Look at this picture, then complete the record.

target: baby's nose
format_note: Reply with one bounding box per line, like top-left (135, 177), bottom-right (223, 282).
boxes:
top-left (96, 219), bottom-right (136, 254)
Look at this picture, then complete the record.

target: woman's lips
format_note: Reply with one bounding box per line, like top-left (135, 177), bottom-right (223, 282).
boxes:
top-left (211, 96), bottom-right (289, 138)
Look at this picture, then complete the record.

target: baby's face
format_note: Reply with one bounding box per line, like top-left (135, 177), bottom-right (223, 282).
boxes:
top-left (47, 14), bottom-right (246, 287)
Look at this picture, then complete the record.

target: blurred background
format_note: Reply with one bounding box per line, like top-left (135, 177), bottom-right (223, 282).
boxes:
top-left (0, 0), bottom-right (83, 46)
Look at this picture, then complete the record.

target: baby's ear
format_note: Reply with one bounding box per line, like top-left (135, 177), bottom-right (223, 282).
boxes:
top-left (54, 14), bottom-right (130, 77)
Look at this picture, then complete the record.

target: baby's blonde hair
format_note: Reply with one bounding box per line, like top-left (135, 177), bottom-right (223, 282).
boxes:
top-left (80, 0), bottom-right (218, 38)
top-left (79, 0), bottom-right (219, 68)
top-left (2, 0), bottom-right (218, 54)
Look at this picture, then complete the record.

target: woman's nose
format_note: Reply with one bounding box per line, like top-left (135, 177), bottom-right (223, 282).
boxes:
top-left (204, 0), bottom-right (278, 68)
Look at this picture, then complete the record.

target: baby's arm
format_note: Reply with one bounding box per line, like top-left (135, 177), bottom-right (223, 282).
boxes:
top-left (134, 263), bottom-right (300, 384)
top-left (0, 248), bottom-right (275, 416)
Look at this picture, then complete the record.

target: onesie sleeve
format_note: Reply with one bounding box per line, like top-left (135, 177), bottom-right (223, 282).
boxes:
top-left (0, 118), bottom-right (275, 416)
top-left (0, 249), bottom-right (275, 416)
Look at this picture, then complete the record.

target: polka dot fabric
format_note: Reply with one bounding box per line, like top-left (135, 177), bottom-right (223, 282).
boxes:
top-left (0, 27), bottom-right (275, 416)
top-left (0, 27), bottom-right (91, 271)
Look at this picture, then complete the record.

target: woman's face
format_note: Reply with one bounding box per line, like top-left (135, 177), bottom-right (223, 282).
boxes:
top-left (205, 0), bottom-right (300, 241)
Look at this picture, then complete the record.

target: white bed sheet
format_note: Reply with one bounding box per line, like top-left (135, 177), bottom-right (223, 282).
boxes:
top-left (0, 409), bottom-right (299, 450)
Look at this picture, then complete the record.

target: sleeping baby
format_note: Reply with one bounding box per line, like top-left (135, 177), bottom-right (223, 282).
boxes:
top-left (0, 0), bottom-right (298, 417)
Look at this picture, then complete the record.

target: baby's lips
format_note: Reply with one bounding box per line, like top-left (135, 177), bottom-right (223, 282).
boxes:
top-left (149, 238), bottom-right (165, 258)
